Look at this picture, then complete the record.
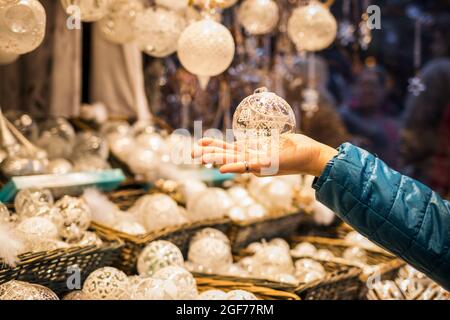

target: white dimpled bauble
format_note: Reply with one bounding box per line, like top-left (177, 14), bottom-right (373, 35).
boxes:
top-left (0, 0), bottom-right (46, 54)
top-left (226, 290), bottom-right (257, 300)
top-left (153, 266), bottom-right (198, 300)
top-left (98, 0), bottom-right (143, 44)
top-left (136, 6), bottom-right (186, 58)
top-left (287, 1), bottom-right (337, 52)
top-left (253, 245), bottom-right (294, 275)
top-left (0, 49), bottom-right (18, 64)
top-left (188, 235), bottom-right (232, 272)
top-left (187, 188), bottom-right (233, 221)
top-left (137, 240), bottom-right (184, 277)
top-left (198, 289), bottom-right (228, 300)
top-left (238, 0), bottom-right (279, 35)
top-left (191, 228), bottom-right (230, 245)
top-left (177, 18), bottom-right (235, 89)
top-left (82, 267), bottom-right (129, 300)
top-left (155, 0), bottom-right (188, 11)
top-left (60, 0), bottom-right (110, 22)
top-left (233, 87), bottom-right (296, 144)
top-left (0, 280), bottom-right (59, 300)
top-left (54, 196), bottom-right (91, 242)
top-left (130, 194), bottom-right (187, 232)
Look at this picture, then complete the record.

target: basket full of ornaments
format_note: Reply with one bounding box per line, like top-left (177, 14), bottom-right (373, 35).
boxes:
top-left (0, 188), bottom-right (122, 294)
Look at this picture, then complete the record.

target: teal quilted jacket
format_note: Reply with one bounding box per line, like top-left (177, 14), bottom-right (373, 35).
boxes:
top-left (314, 143), bottom-right (450, 290)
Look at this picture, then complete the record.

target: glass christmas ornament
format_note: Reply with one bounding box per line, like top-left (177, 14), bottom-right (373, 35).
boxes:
top-left (250, 178), bottom-right (294, 212)
top-left (54, 196), bottom-right (91, 242)
top-left (0, 280), bottom-right (59, 300)
top-left (0, 49), bottom-right (18, 64)
top-left (177, 18), bottom-right (235, 89)
top-left (155, 0), bottom-right (188, 11)
top-left (291, 242), bottom-right (317, 258)
top-left (126, 146), bottom-right (159, 177)
top-left (153, 266), bottom-right (198, 300)
top-left (82, 267), bottom-right (129, 300)
top-left (272, 273), bottom-right (299, 286)
top-left (16, 216), bottom-right (59, 241)
top-left (73, 154), bottom-right (111, 172)
top-left (186, 188), bottom-right (233, 221)
top-left (137, 240), bottom-right (184, 277)
top-left (191, 228), bottom-right (230, 245)
top-left (188, 229), bottom-right (233, 272)
top-left (343, 247), bottom-right (368, 265)
top-left (179, 179), bottom-right (207, 203)
top-left (63, 290), bottom-right (92, 300)
top-left (136, 6), bottom-right (186, 58)
top-left (73, 131), bottom-right (109, 160)
top-left (98, 0), bottom-right (143, 45)
top-left (130, 194), bottom-right (187, 232)
top-left (344, 231), bottom-right (378, 250)
top-left (36, 118), bottom-right (76, 159)
top-left (198, 289), bottom-right (228, 300)
top-left (227, 186), bottom-right (250, 204)
top-left (295, 258), bottom-right (326, 283)
top-left (46, 158), bottom-right (73, 174)
top-left (253, 244), bottom-right (294, 275)
top-left (246, 242), bottom-right (264, 254)
top-left (245, 203), bottom-right (267, 219)
top-left (315, 249), bottom-right (335, 260)
top-left (77, 231), bottom-right (103, 247)
top-left (295, 258), bottom-right (325, 273)
top-left (296, 269), bottom-right (326, 283)
top-left (232, 87), bottom-right (296, 146)
top-left (113, 220), bottom-right (146, 235)
top-left (60, 0), bottom-right (110, 22)
top-left (0, 0), bottom-right (46, 54)
top-left (0, 202), bottom-right (10, 223)
top-left (269, 238), bottom-right (290, 251)
top-left (227, 206), bottom-right (246, 222)
top-left (287, 1), bottom-right (337, 52)
top-left (226, 290), bottom-right (257, 300)
top-left (129, 276), bottom-right (173, 300)
top-left (217, 263), bottom-right (249, 277)
top-left (237, 0), bottom-right (279, 35)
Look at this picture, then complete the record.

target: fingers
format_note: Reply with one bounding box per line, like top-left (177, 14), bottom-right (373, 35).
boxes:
top-left (197, 138), bottom-right (239, 151)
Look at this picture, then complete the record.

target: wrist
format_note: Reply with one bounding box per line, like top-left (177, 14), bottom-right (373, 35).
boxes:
top-left (312, 145), bottom-right (338, 177)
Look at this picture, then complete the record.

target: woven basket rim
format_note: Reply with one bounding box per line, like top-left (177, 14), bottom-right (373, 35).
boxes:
top-left (232, 210), bottom-right (305, 227)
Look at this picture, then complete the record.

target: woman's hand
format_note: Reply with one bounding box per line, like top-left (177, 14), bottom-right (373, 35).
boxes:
top-left (192, 134), bottom-right (338, 177)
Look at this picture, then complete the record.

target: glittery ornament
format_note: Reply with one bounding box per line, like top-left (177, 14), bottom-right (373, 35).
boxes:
top-left (130, 194), bottom-right (187, 232)
top-left (113, 220), bottom-right (146, 235)
top-left (233, 87), bottom-right (296, 145)
top-left (136, 6), bottom-right (186, 58)
top-left (0, 202), bottom-right (10, 223)
top-left (295, 258), bottom-right (326, 283)
top-left (129, 276), bottom-right (173, 300)
top-left (0, 0), bottom-right (46, 54)
top-left (343, 247), bottom-right (368, 265)
top-left (287, 1), bottom-right (337, 52)
top-left (188, 229), bottom-right (233, 272)
top-left (98, 0), bottom-right (143, 44)
top-left (16, 216), bottom-right (59, 241)
top-left (177, 18), bottom-right (235, 89)
top-left (245, 203), bottom-right (267, 219)
top-left (137, 240), bottom-right (184, 277)
top-left (73, 131), bottom-right (109, 160)
top-left (0, 49), bottom-right (18, 64)
top-left (227, 206), bottom-right (247, 221)
top-left (237, 0), bottom-right (279, 35)
top-left (179, 179), bottom-right (207, 203)
top-left (76, 231), bottom-right (103, 247)
top-left (60, 0), bottom-right (110, 22)
top-left (153, 266), bottom-right (198, 300)
top-left (155, 0), bottom-right (188, 11)
top-left (54, 196), bottom-right (91, 242)
top-left (0, 280), bottom-right (59, 300)
top-left (63, 290), bottom-right (92, 300)
top-left (126, 147), bottom-right (159, 177)
top-left (82, 267), bottom-right (129, 300)
top-left (250, 178), bottom-right (294, 212)
top-left (315, 249), bottom-right (334, 260)
top-left (36, 118), bottom-right (75, 159)
top-left (226, 290), bottom-right (257, 300)
top-left (291, 242), bottom-right (317, 258)
top-left (186, 188), bottom-right (233, 221)
top-left (14, 188), bottom-right (53, 218)
top-left (46, 158), bottom-right (73, 174)
top-left (73, 154), bottom-right (111, 172)
top-left (253, 244), bottom-right (294, 276)
top-left (198, 289), bottom-right (228, 300)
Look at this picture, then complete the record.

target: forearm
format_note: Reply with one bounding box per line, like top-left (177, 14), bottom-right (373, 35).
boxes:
top-left (313, 143), bottom-right (450, 290)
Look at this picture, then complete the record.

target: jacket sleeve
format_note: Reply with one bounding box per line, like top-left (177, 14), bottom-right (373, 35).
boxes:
top-left (313, 143), bottom-right (450, 290)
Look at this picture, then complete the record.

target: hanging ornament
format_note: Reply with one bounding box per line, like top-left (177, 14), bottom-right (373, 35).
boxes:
top-left (301, 53), bottom-right (319, 117)
top-left (337, 0), bottom-right (355, 46)
top-left (237, 0), bottom-right (279, 35)
top-left (177, 17), bottom-right (235, 89)
top-left (0, 49), bottom-right (18, 64)
top-left (408, 17), bottom-right (426, 97)
top-left (0, 0), bottom-right (46, 54)
top-left (232, 87), bottom-right (296, 146)
top-left (358, 0), bottom-right (372, 50)
top-left (60, 0), bottom-right (110, 22)
top-left (136, 6), bottom-right (186, 58)
top-left (287, 0), bottom-right (337, 52)
top-left (155, 0), bottom-right (189, 11)
top-left (97, 0), bottom-right (143, 45)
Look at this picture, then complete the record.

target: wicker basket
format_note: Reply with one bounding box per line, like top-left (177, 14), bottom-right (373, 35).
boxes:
top-left (93, 219), bottom-right (231, 275)
top-left (195, 275), bottom-right (301, 300)
top-left (228, 211), bottom-right (306, 252)
top-left (292, 236), bottom-right (405, 298)
top-left (0, 242), bottom-right (123, 295)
